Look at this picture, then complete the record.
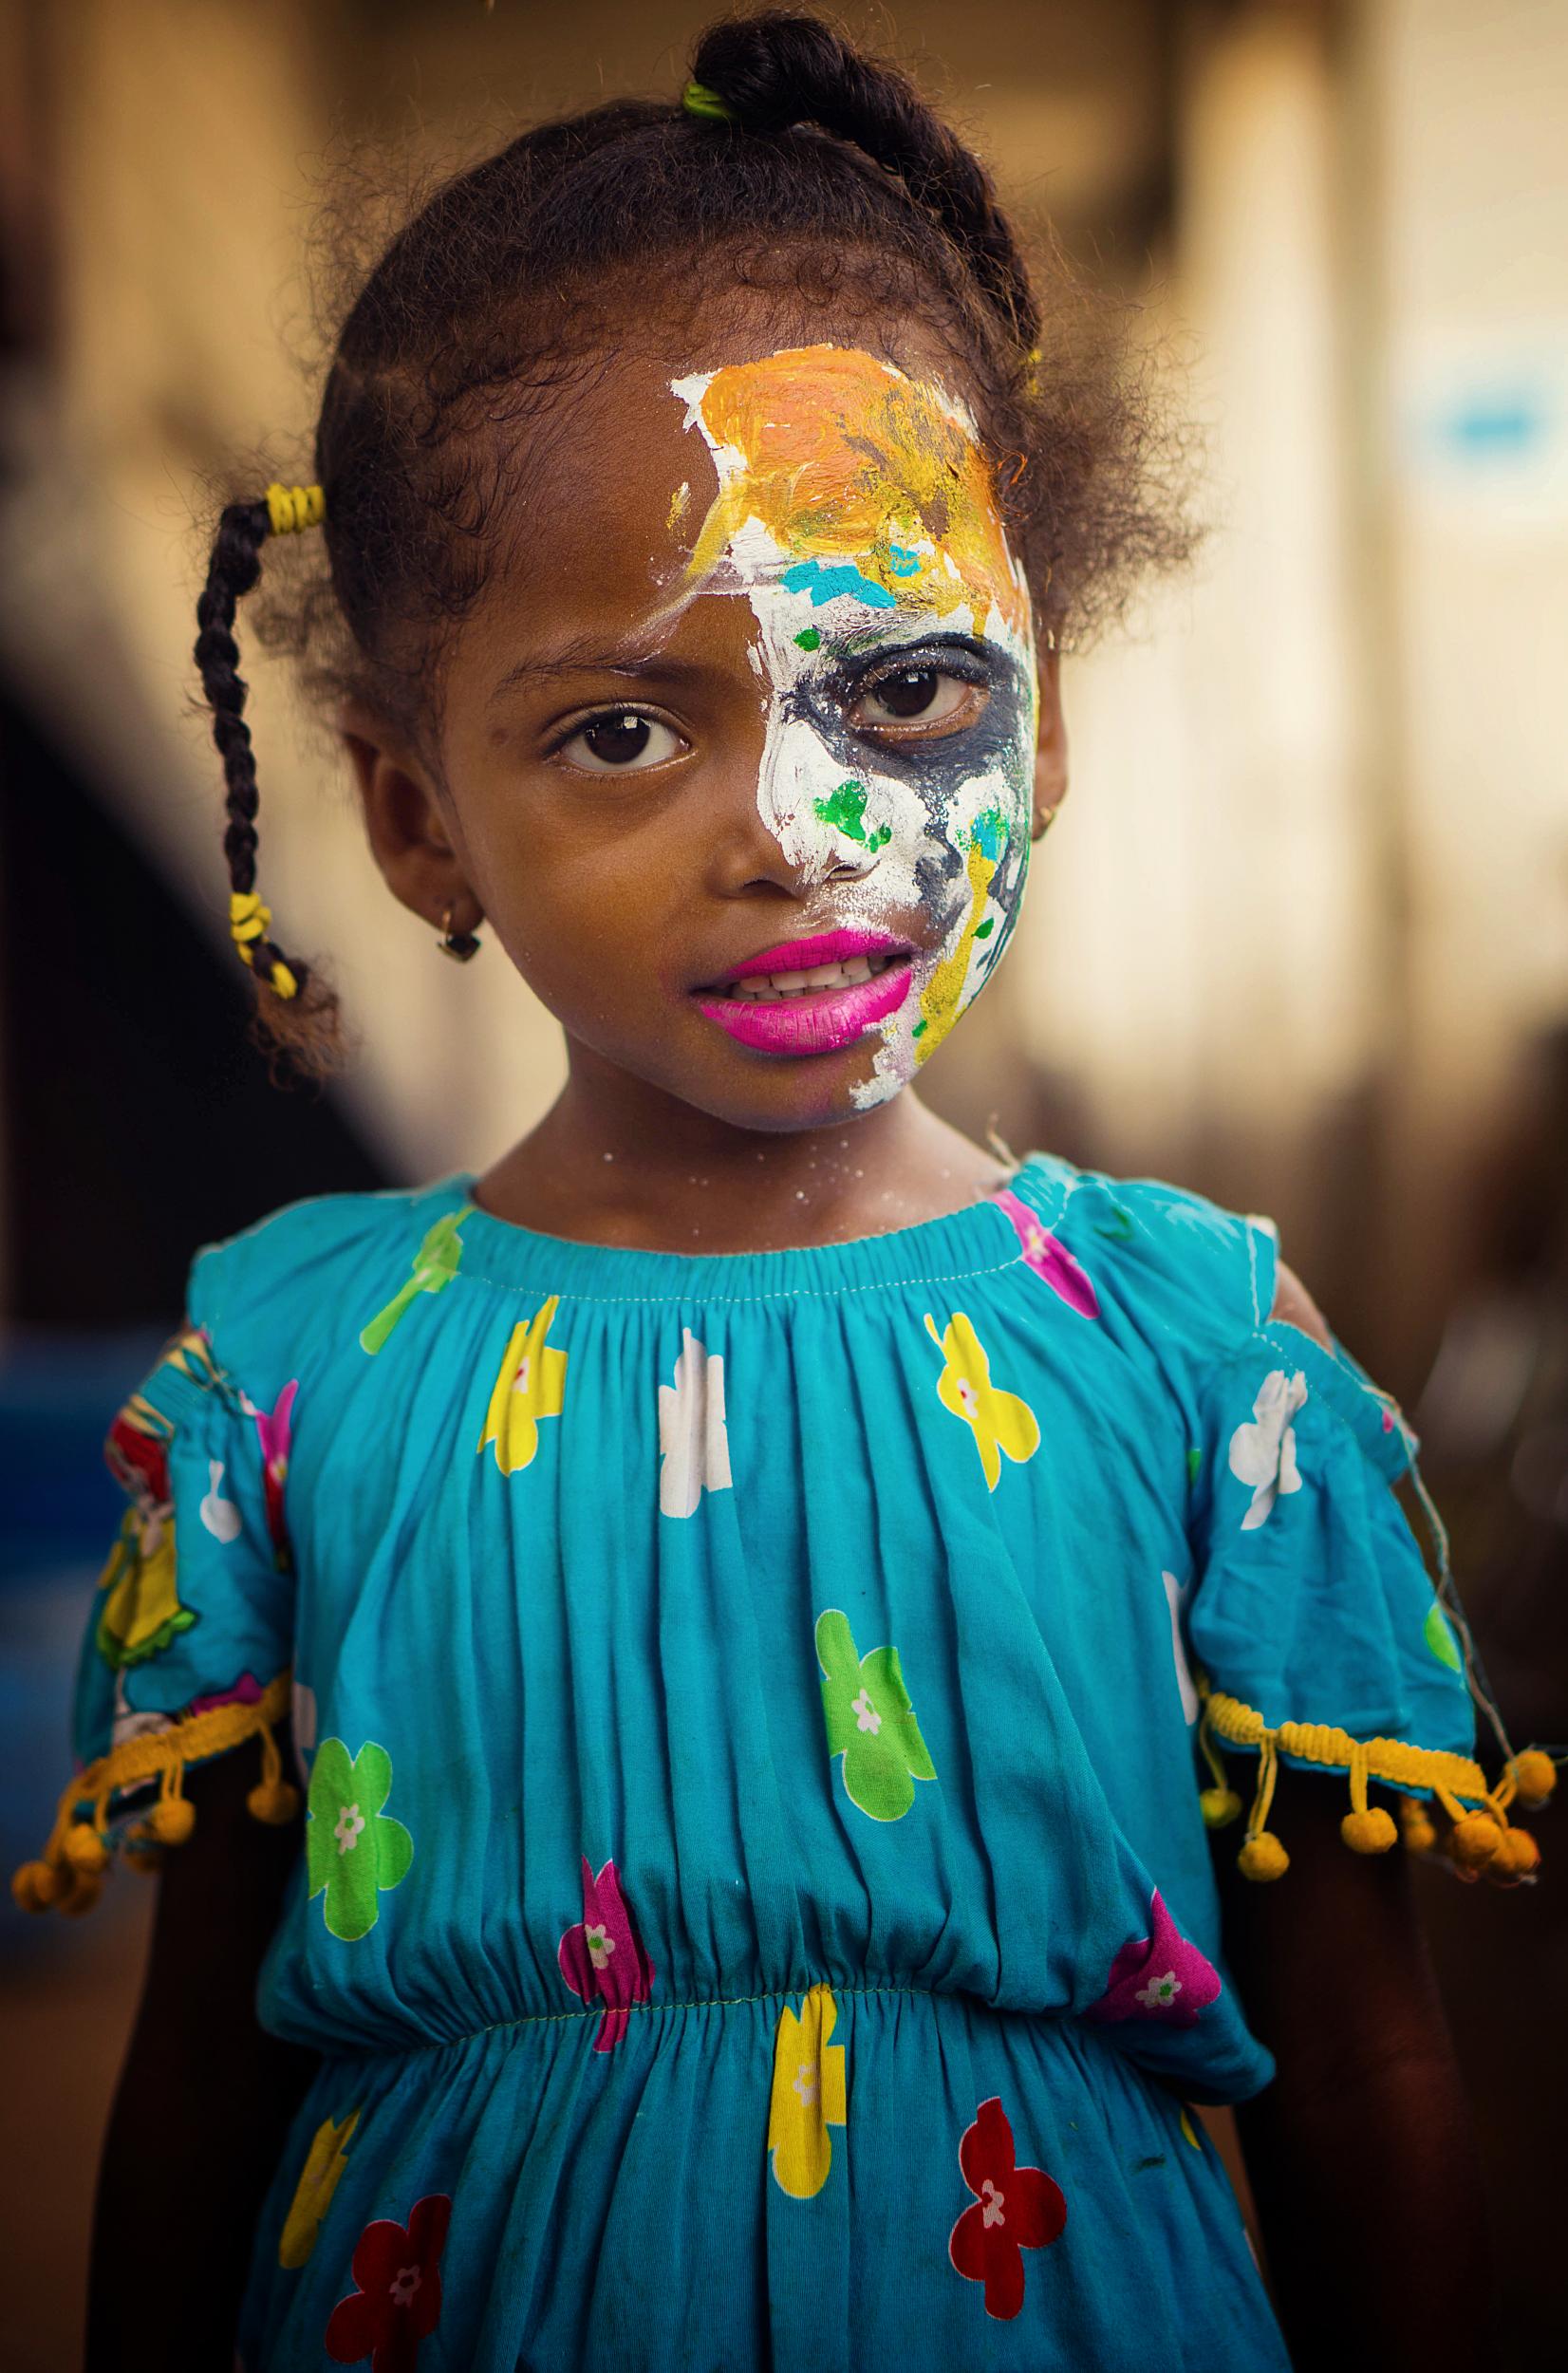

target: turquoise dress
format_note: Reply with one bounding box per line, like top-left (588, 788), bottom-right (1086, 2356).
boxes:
top-left (55, 1157), bottom-right (1484, 2371)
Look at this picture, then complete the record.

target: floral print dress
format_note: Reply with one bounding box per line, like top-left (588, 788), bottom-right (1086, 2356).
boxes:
top-left (42, 1157), bottom-right (1499, 2373)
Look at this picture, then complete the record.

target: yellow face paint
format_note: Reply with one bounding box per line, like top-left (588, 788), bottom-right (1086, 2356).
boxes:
top-left (681, 345), bottom-right (1029, 640)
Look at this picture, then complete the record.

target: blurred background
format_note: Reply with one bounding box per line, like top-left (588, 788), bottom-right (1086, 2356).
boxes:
top-left (1, 0), bottom-right (1564, 2364)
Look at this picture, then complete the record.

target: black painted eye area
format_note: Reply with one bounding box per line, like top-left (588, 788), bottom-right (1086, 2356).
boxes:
top-left (850, 665), bottom-right (977, 733)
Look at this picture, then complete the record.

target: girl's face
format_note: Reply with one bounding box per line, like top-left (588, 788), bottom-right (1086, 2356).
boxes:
top-left (365, 337), bottom-right (1063, 1134)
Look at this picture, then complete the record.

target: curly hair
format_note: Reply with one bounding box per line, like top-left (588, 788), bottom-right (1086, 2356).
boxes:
top-left (197, 9), bottom-right (1195, 1076)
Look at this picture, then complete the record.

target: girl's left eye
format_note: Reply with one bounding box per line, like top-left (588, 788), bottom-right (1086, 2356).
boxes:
top-left (851, 667), bottom-right (978, 730)
top-left (557, 712), bottom-right (686, 773)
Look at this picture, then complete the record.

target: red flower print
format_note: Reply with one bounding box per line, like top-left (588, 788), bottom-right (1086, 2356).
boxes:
top-left (557, 1857), bottom-right (656, 2050)
top-left (1083, 1889), bottom-right (1221, 2028)
top-left (326, 2195), bottom-right (451, 2373)
top-left (948, 2097), bottom-right (1066, 2321)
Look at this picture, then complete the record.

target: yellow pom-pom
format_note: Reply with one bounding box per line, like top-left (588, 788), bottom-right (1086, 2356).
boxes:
top-left (1341, 1806), bottom-right (1398, 1855)
top-left (59, 1872), bottom-right (104, 1918)
top-left (1447, 1811), bottom-right (1503, 1870)
top-left (1237, 1832), bottom-right (1290, 1881)
top-left (247, 1778), bottom-right (301, 1826)
top-left (64, 1822), bottom-right (109, 1875)
top-left (149, 1797), bottom-right (196, 1846)
top-left (1489, 1827), bottom-right (1541, 1880)
top-left (1399, 1799), bottom-right (1438, 1855)
top-left (1200, 1786), bottom-right (1242, 1829)
top-left (1508, 1751), bottom-right (1557, 1811)
top-left (10, 1859), bottom-right (64, 1913)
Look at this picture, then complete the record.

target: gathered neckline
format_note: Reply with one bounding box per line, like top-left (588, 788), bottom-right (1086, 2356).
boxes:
top-left (427, 1151), bottom-right (1072, 1305)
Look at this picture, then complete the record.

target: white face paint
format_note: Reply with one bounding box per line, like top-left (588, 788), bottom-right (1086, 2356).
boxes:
top-left (672, 346), bottom-right (1039, 1106)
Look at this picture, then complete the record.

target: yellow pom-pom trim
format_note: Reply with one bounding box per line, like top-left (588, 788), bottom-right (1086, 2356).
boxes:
top-left (9, 1673), bottom-right (291, 1917)
top-left (265, 482), bottom-right (326, 536)
top-left (1238, 1832), bottom-right (1290, 1881)
top-left (1447, 1811), bottom-right (1503, 1870)
top-left (1489, 1827), bottom-right (1540, 1881)
top-left (149, 1797), bottom-right (196, 1846)
top-left (10, 1859), bottom-right (64, 1913)
top-left (1200, 1785), bottom-right (1242, 1829)
top-left (64, 1822), bottom-right (110, 1874)
top-left (1341, 1805), bottom-right (1398, 1855)
top-left (1398, 1796), bottom-right (1438, 1855)
top-left (1506, 1751), bottom-right (1557, 1811)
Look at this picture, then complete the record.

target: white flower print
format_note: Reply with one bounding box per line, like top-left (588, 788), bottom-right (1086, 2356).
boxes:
top-left (585, 1922), bottom-right (615, 1970)
top-left (1228, 1369), bottom-right (1308, 1530)
top-left (1135, 1969), bottom-right (1183, 2010)
top-left (198, 1458), bottom-right (242, 1543)
top-left (793, 2060), bottom-right (818, 2107)
top-left (658, 1329), bottom-right (734, 1519)
top-left (1162, 1571), bottom-right (1199, 1726)
top-left (850, 1688), bottom-right (882, 1735)
top-left (388, 2265), bottom-right (421, 2308)
top-left (333, 1802), bottom-right (365, 1856)
top-left (980, 2179), bottom-right (1006, 2229)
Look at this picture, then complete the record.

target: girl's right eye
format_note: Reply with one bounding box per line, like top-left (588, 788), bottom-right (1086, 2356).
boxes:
top-left (555, 711), bottom-right (685, 774)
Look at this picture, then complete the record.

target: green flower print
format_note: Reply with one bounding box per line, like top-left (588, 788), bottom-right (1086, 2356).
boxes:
top-left (815, 1608), bottom-right (937, 1822)
top-left (359, 1207), bottom-right (471, 1355)
top-left (306, 1740), bottom-right (414, 1942)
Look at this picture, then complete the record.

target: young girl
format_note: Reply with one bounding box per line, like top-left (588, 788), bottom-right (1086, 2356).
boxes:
top-left (17, 14), bottom-right (1552, 2370)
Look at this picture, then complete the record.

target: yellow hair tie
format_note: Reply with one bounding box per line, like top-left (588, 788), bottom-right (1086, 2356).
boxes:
top-left (266, 482), bottom-right (326, 536)
top-left (681, 81), bottom-right (732, 121)
top-left (228, 895), bottom-right (299, 1000)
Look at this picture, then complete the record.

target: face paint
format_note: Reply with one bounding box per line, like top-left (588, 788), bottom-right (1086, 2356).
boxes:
top-left (672, 346), bottom-right (1038, 1106)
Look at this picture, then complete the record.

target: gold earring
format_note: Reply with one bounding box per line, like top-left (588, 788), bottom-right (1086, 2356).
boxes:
top-left (438, 905), bottom-right (482, 962)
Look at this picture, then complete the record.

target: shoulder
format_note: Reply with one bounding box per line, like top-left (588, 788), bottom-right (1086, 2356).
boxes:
top-left (1007, 1155), bottom-right (1281, 1360)
top-left (187, 1177), bottom-right (474, 1383)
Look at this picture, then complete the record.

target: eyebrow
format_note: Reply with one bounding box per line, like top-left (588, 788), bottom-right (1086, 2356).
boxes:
top-left (488, 638), bottom-right (705, 703)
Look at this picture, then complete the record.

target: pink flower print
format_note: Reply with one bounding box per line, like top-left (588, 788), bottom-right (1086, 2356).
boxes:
top-left (557, 1857), bottom-right (655, 2050)
top-left (245, 1379), bottom-right (298, 1566)
top-left (993, 1189), bottom-right (1099, 1318)
top-left (1084, 1890), bottom-right (1221, 2028)
top-left (948, 2097), bottom-right (1067, 2321)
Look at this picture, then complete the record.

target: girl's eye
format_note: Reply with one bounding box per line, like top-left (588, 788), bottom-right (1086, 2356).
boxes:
top-left (557, 712), bottom-right (685, 773)
top-left (852, 667), bottom-right (977, 729)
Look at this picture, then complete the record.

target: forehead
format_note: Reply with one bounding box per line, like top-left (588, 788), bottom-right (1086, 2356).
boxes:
top-left (477, 337), bottom-right (1023, 651)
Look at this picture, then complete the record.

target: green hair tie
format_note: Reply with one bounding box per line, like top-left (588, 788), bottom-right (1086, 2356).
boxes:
top-left (681, 81), bottom-right (733, 122)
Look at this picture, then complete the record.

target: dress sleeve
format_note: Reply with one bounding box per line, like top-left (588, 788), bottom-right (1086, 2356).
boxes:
top-left (12, 1264), bottom-right (300, 1918)
top-left (1183, 1212), bottom-right (1556, 1886)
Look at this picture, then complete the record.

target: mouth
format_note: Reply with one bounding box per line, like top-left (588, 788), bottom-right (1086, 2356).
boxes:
top-left (694, 928), bottom-right (916, 1056)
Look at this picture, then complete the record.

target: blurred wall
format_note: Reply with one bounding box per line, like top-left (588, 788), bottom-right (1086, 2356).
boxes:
top-left (5, 0), bottom-right (1565, 1350)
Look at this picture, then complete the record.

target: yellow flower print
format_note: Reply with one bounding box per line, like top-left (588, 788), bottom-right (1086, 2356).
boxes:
top-left (478, 1297), bottom-right (568, 1474)
top-left (278, 2106), bottom-right (359, 2269)
top-left (768, 1984), bottom-right (847, 2200)
top-left (925, 1311), bottom-right (1040, 1491)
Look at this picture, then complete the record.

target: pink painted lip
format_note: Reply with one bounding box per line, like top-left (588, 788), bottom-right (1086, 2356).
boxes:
top-left (716, 928), bottom-right (909, 986)
top-left (697, 962), bottom-right (913, 1056)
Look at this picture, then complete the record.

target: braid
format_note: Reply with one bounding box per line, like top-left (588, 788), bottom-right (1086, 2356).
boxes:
top-left (689, 13), bottom-right (1041, 350)
top-left (194, 496), bottom-right (340, 1074)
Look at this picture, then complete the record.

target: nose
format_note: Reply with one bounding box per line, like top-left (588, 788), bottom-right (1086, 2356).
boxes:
top-left (737, 709), bottom-right (885, 893)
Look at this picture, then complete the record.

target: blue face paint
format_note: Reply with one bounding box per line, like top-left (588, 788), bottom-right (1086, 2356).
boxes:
top-left (781, 557), bottom-right (898, 610)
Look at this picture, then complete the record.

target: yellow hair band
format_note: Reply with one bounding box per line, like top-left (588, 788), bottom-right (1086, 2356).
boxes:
top-left (266, 482), bottom-right (325, 536)
top-left (681, 81), bottom-right (732, 121)
top-left (229, 890), bottom-right (298, 1000)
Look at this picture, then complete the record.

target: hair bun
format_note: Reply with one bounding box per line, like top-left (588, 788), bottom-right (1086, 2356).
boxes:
top-left (688, 10), bottom-right (1039, 347)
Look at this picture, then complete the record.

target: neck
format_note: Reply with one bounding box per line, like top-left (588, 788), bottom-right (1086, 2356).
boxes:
top-left (475, 1044), bottom-right (1006, 1254)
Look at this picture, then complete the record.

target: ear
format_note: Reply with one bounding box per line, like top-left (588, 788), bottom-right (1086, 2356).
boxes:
top-left (1032, 649), bottom-right (1069, 841)
top-left (340, 701), bottom-right (484, 939)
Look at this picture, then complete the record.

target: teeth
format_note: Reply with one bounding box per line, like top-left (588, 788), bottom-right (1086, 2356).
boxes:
top-left (725, 952), bottom-right (898, 1001)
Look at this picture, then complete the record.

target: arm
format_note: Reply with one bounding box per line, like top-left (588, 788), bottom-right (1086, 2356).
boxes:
top-left (87, 1737), bottom-right (317, 2373)
top-left (1219, 1768), bottom-right (1490, 2372)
